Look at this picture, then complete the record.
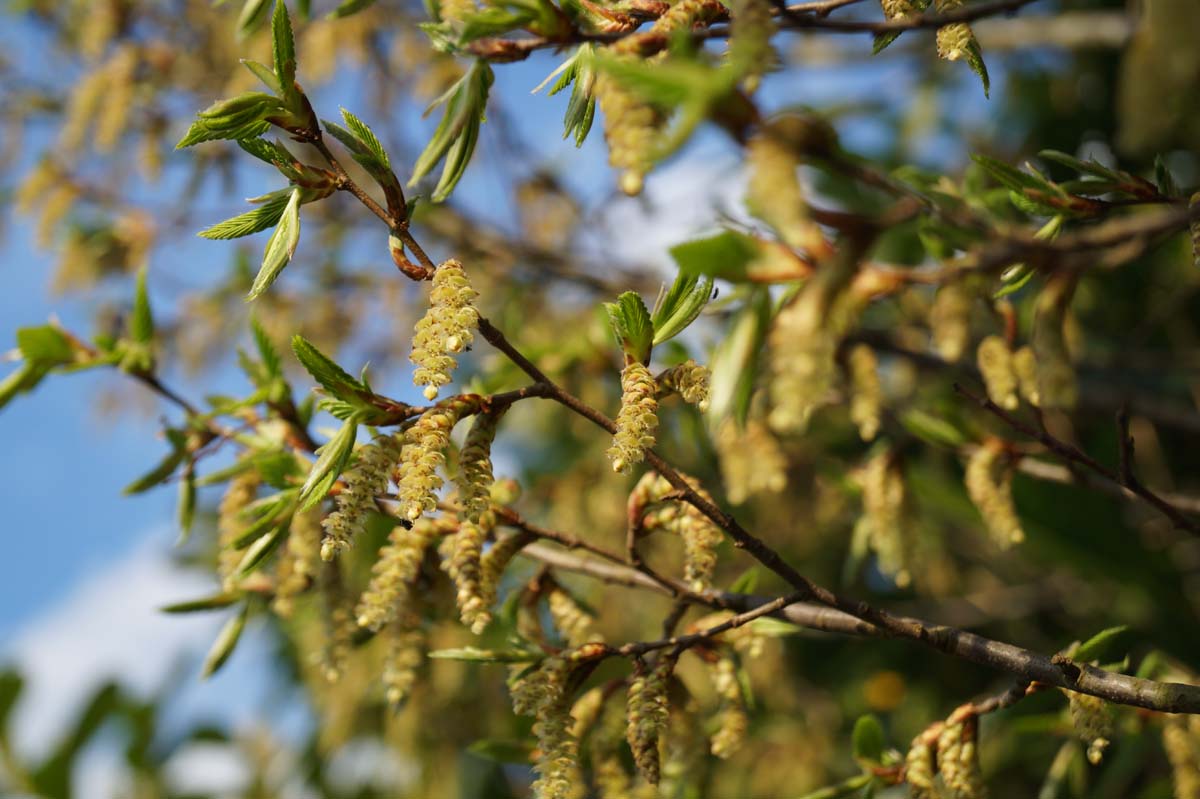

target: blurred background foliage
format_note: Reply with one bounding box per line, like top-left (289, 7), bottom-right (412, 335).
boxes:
top-left (0, 0), bottom-right (1199, 797)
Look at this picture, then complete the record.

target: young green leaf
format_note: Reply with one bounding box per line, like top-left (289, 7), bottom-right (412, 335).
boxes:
top-left (851, 714), bottom-right (886, 764)
top-left (411, 61), bottom-right (493, 203)
top-left (290, 334), bottom-right (365, 397)
top-left (240, 58), bottom-right (282, 94)
top-left (705, 288), bottom-right (770, 426)
top-left (339, 108), bottom-right (390, 168)
top-left (130, 266), bottom-right (154, 345)
top-left (604, 291), bottom-right (654, 363)
top-left (235, 520), bottom-right (288, 577)
top-left (428, 647), bottom-right (543, 663)
top-left (160, 593), bottom-right (243, 614)
top-left (198, 189), bottom-right (293, 240)
top-left (202, 603), bottom-right (250, 678)
top-left (1071, 626), bottom-right (1132, 664)
top-left (237, 0), bottom-right (272, 38)
top-left (247, 187), bottom-right (302, 300)
top-left (669, 231), bottom-right (760, 282)
top-left (0, 362), bottom-right (46, 412)
top-left (331, 0), bottom-right (378, 16)
top-left (176, 92), bottom-right (282, 149)
top-left (298, 416), bottom-right (358, 510)
top-left (651, 273), bottom-right (713, 345)
top-left (250, 317), bottom-right (283, 379)
top-left (123, 447), bottom-right (187, 495)
top-left (177, 461), bottom-right (196, 543)
top-left (272, 0), bottom-right (297, 100)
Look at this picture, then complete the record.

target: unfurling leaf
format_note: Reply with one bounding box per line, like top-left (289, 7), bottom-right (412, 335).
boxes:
top-left (247, 187), bottom-right (301, 300)
top-left (198, 190), bottom-right (293, 240)
top-left (410, 60), bottom-right (493, 202)
top-left (130, 266), bottom-right (154, 344)
top-left (651, 273), bottom-right (714, 345)
top-left (604, 291), bottom-right (654, 363)
top-left (290, 334), bottom-right (366, 397)
top-left (298, 416), bottom-right (358, 510)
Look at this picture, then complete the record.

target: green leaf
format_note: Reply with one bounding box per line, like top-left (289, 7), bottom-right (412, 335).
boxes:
top-left (161, 593), bottom-right (243, 614)
top-left (467, 738), bottom-right (535, 763)
top-left (291, 334), bottom-right (364, 397)
top-left (669, 231), bottom-right (760, 282)
top-left (604, 291), bottom-right (654, 362)
top-left (123, 448), bottom-right (186, 494)
top-left (1038, 150), bottom-right (1123, 183)
top-left (237, 137), bottom-right (296, 169)
top-left (17, 325), bottom-right (73, 363)
top-left (237, 0), bottom-right (272, 37)
top-left (872, 30), bottom-right (902, 54)
top-left (330, 0), bottom-right (378, 16)
top-left (231, 492), bottom-right (293, 548)
top-left (428, 647), bottom-right (543, 663)
top-left (130, 266), bottom-right (154, 344)
top-left (793, 774), bottom-right (873, 799)
top-left (176, 93), bottom-right (282, 148)
top-left (250, 317), bottom-right (283, 379)
top-left (963, 39), bottom-right (989, 98)
top-left (705, 288), bottom-right (769, 427)
top-left (177, 462), bottom-right (196, 543)
top-left (970, 154), bottom-right (1052, 194)
top-left (247, 187), bottom-right (302, 300)
top-left (727, 566), bottom-right (760, 595)
top-left (0, 362), bottom-right (46, 412)
top-left (199, 189), bottom-right (293, 240)
top-left (1154, 154), bottom-right (1179, 198)
top-left (339, 107), bottom-right (391, 168)
top-left (651, 272), bottom-right (713, 345)
top-left (0, 669), bottom-right (24, 734)
top-left (241, 58), bottom-right (282, 94)
top-left (235, 520), bottom-right (288, 577)
top-left (411, 61), bottom-right (493, 203)
top-left (899, 409), bottom-right (966, 448)
top-left (1070, 626), bottom-right (1132, 664)
top-left (272, 0), bottom-right (297, 96)
top-left (852, 714), bottom-right (886, 764)
top-left (202, 604), bottom-right (250, 678)
top-left (298, 417), bottom-right (358, 510)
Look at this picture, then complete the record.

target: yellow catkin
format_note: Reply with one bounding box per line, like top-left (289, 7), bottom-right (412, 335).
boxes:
top-left (847, 344), bottom-right (882, 441)
top-left (964, 440), bottom-right (1025, 548)
top-left (1012, 346), bottom-right (1041, 407)
top-left (930, 282), bottom-right (974, 362)
top-left (1163, 717), bottom-right (1200, 799)
top-left (633, 471), bottom-right (723, 591)
top-left (478, 531), bottom-right (527, 614)
top-left (510, 657), bottom-right (582, 799)
top-left (594, 70), bottom-right (661, 197)
top-left (273, 506), bottom-right (323, 618)
top-left (934, 0), bottom-right (977, 62)
top-left (548, 587), bottom-right (602, 647)
top-left (321, 435), bottom-right (402, 561)
top-left (394, 397), bottom-right (477, 522)
top-left (1032, 273), bottom-right (1078, 409)
top-left (936, 717), bottom-right (986, 799)
top-left (36, 185), bottom-right (80, 248)
top-left (1190, 193), bottom-right (1200, 271)
top-left (216, 471), bottom-right (260, 591)
top-left (744, 118), bottom-right (827, 255)
top-left (569, 686), bottom-right (607, 741)
top-left (1065, 691), bottom-right (1112, 765)
top-left (355, 517), bottom-right (447, 631)
top-left (715, 417), bottom-right (788, 504)
top-left (690, 611), bottom-right (765, 658)
top-left (727, 0), bottom-right (777, 91)
top-left (709, 653), bottom-right (748, 759)
top-left (856, 450), bottom-right (914, 587)
top-left (457, 409), bottom-right (502, 522)
top-left (768, 249), bottom-right (859, 433)
top-left (591, 699), bottom-right (635, 799)
top-left (905, 736), bottom-right (939, 799)
top-left (976, 336), bottom-right (1018, 411)
top-left (657, 359), bottom-right (711, 410)
top-left (94, 46), bottom-right (139, 153)
top-left (447, 514), bottom-right (494, 634)
top-left (410, 260), bottom-right (479, 400)
top-left (881, 0), bottom-right (923, 20)
top-left (608, 362), bottom-right (659, 473)
top-left (59, 65), bottom-right (108, 154)
top-left (626, 659), bottom-right (672, 785)
top-left (320, 566), bottom-right (357, 684)
top-left (382, 612), bottom-right (425, 709)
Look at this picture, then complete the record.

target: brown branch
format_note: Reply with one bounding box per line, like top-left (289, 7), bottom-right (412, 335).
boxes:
top-left (955, 383), bottom-right (1200, 536)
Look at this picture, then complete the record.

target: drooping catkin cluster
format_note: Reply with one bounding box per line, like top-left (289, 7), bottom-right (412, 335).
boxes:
top-left (657, 359), bottom-right (711, 410)
top-left (395, 397), bottom-right (478, 523)
top-left (855, 450), bottom-right (915, 587)
top-left (744, 116), bottom-right (831, 256)
top-left (934, 0), bottom-right (978, 63)
top-left (937, 716), bottom-right (986, 799)
top-left (715, 418), bottom-right (788, 504)
top-left (905, 736), bottom-right (939, 799)
top-left (1031, 273), bottom-right (1079, 409)
top-left (964, 440), bottom-right (1025, 548)
top-left (217, 470), bottom-right (260, 591)
top-left (632, 471), bottom-right (724, 591)
top-left (1163, 716), bottom-right (1200, 799)
top-left (1012, 346), bottom-right (1040, 406)
top-left (727, 0), bottom-right (778, 91)
top-left (593, 70), bottom-right (662, 197)
top-left (976, 336), bottom-right (1019, 411)
top-left (321, 434), bottom-right (402, 561)
top-left (410, 259), bottom-right (479, 400)
top-left (708, 652), bottom-right (749, 759)
top-left (931, 282), bottom-right (975, 362)
top-left (589, 696), bottom-right (636, 799)
top-left (479, 531), bottom-right (529, 614)
top-left (509, 657), bottom-right (582, 799)
top-left (608, 362), bottom-right (659, 473)
top-left (626, 658), bottom-right (673, 785)
top-left (382, 612), bottom-right (425, 709)
top-left (456, 409), bottom-right (503, 522)
top-left (273, 506), bottom-right (323, 617)
top-left (446, 513), bottom-right (496, 634)
top-left (768, 251), bottom-right (860, 433)
top-left (1065, 690), bottom-right (1112, 765)
top-left (355, 517), bottom-right (448, 631)
top-left (548, 586), bottom-right (603, 647)
top-left (847, 344), bottom-right (882, 441)
top-left (320, 564), bottom-right (357, 683)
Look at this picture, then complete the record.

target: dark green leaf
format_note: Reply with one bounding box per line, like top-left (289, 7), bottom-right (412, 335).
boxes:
top-left (123, 448), bottom-right (186, 494)
top-left (161, 593), bottom-right (243, 614)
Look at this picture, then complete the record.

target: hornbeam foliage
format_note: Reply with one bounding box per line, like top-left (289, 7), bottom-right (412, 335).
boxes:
top-left (3, 0), bottom-right (1200, 797)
